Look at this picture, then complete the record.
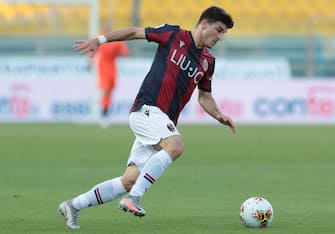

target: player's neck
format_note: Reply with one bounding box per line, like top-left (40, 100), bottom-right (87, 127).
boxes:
top-left (190, 29), bottom-right (204, 49)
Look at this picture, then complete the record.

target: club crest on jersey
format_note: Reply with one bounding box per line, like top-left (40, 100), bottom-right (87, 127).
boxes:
top-left (170, 49), bottom-right (204, 84)
top-left (202, 59), bottom-right (208, 72)
top-left (166, 123), bottom-right (176, 132)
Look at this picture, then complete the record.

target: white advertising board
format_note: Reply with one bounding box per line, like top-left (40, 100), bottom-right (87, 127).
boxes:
top-left (1, 56), bottom-right (334, 124)
top-left (1, 78), bottom-right (335, 124)
top-left (0, 56), bottom-right (291, 80)
top-left (185, 79), bottom-right (335, 124)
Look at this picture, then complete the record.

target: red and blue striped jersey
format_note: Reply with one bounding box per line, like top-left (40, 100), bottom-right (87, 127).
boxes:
top-left (131, 24), bottom-right (215, 125)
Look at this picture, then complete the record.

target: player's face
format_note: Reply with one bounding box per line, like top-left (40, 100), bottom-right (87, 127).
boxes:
top-left (201, 20), bottom-right (228, 48)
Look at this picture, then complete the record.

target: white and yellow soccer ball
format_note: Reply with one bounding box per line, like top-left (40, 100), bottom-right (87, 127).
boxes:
top-left (240, 197), bottom-right (274, 228)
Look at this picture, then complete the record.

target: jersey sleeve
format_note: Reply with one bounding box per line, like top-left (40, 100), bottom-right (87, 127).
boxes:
top-left (145, 24), bottom-right (179, 46)
top-left (198, 59), bottom-right (215, 92)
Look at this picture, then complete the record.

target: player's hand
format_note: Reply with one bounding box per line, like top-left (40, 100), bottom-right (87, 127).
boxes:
top-left (73, 38), bottom-right (100, 58)
top-left (217, 114), bottom-right (236, 134)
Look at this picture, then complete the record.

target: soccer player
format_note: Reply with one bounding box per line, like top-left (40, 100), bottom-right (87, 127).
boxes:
top-left (94, 21), bottom-right (129, 128)
top-left (58, 6), bottom-right (235, 229)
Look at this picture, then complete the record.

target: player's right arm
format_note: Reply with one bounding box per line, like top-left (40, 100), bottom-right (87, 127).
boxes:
top-left (73, 27), bottom-right (145, 58)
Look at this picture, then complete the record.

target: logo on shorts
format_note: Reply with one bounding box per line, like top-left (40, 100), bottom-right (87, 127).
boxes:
top-left (167, 123), bottom-right (175, 132)
top-left (144, 109), bottom-right (150, 116)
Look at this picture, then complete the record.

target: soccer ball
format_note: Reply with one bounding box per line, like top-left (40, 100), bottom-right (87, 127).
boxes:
top-left (240, 197), bottom-right (274, 228)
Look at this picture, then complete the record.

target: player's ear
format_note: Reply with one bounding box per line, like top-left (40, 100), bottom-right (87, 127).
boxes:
top-left (200, 19), bottom-right (208, 29)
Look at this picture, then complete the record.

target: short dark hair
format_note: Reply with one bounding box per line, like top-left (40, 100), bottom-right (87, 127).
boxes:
top-left (197, 6), bottom-right (234, 29)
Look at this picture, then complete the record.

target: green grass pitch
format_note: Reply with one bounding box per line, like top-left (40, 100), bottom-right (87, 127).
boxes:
top-left (0, 123), bottom-right (334, 234)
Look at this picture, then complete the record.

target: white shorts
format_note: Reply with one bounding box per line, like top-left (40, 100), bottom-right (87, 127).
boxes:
top-left (127, 105), bottom-right (180, 169)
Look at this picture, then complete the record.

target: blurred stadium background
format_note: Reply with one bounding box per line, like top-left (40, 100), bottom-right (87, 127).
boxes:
top-left (1, 0), bottom-right (335, 123)
top-left (1, 2), bottom-right (335, 233)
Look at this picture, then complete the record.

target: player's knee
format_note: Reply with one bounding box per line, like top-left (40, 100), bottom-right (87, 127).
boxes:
top-left (168, 139), bottom-right (184, 160)
top-left (158, 135), bottom-right (184, 160)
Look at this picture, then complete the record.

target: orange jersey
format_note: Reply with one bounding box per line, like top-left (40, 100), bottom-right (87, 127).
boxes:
top-left (95, 41), bottom-right (129, 90)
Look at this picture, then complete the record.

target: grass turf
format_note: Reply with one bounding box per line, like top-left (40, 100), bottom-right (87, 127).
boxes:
top-left (0, 124), bottom-right (334, 233)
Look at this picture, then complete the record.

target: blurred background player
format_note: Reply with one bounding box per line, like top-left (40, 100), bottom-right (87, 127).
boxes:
top-left (94, 21), bottom-right (129, 128)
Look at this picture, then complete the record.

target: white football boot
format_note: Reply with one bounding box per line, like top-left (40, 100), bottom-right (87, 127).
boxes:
top-left (58, 199), bottom-right (80, 229)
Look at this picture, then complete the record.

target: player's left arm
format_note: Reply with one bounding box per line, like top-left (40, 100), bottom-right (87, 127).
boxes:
top-left (198, 89), bottom-right (236, 134)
